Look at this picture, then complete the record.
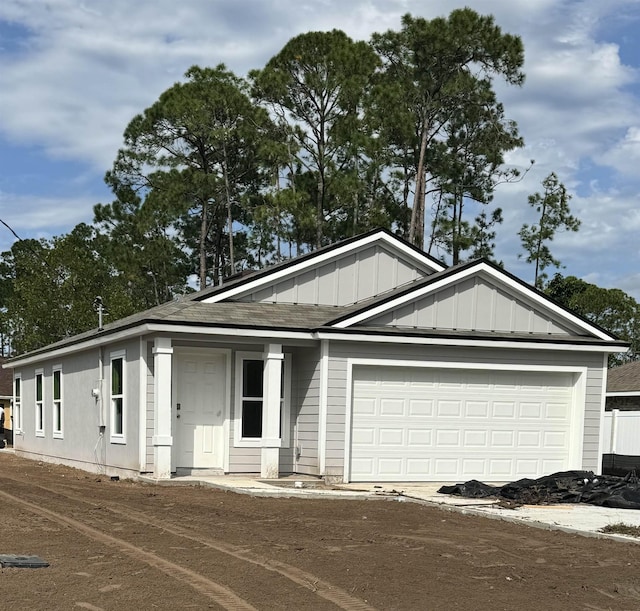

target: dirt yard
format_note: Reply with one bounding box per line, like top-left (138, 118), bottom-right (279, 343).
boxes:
top-left (2, 453), bottom-right (640, 610)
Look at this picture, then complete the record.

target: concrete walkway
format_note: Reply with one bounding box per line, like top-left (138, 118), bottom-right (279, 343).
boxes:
top-left (140, 474), bottom-right (640, 544)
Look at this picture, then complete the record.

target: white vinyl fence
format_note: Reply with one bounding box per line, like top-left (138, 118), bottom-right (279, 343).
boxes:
top-left (603, 410), bottom-right (640, 454)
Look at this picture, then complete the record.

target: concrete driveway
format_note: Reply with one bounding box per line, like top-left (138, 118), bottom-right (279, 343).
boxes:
top-left (152, 474), bottom-right (640, 543)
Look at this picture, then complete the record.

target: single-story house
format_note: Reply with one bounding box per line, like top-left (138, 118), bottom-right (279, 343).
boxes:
top-left (4, 229), bottom-right (628, 482)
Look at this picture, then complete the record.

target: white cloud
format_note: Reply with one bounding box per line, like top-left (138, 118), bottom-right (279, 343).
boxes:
top-left (598, 127), bottom-right (640, 175)
top-left (1, 0), bottom-right (640, 299)
top-left (0, 190), bottom-right (94, 253)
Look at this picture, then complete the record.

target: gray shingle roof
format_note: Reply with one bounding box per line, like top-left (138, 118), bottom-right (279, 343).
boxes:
top-left (607, 361), bottom-right (640, 392)
top-left (4, 300), bottom-right (357, 362)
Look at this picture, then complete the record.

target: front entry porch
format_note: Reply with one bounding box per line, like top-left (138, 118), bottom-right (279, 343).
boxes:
top-left (150, 338), bottom-right (286, 480)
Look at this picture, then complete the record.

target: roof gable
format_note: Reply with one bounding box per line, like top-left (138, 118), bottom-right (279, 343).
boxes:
top-left (330, 260), bottom-right (619, 342)
top-left (198, 229), bottom-right (445, 306)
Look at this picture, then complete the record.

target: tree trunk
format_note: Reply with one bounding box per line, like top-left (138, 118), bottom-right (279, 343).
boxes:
top-left (533, 200), bottom-right (547, 288)
top-left (199, 199), bottom-right (207, 289)
top-left (222, 141), bottom-right (235, 275)
top-left (427, 190), bottom-right (444, 255)
top-left (409, 119), bottom-right (429, 249)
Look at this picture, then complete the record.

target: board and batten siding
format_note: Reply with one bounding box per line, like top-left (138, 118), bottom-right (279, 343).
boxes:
top-left (237, 244), bottom-right (429, 306)
top-left (324, 341), bottom-right (605, 478)
top-left (369, 275), bottom-right (576, 335)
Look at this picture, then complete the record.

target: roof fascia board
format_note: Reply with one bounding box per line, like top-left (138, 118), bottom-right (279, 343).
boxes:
top-left (606, 391), bottom-right (640, 397)
top-left (6, 324), bottom-right (153, 368)
top-left (7, 323), bottom-right (316, 368)
top-left (201, 231), bottom-right (445, 304)
top-left (314, 331), bottom-right (628, 353)
top-left (332, 261), bottom-right (616, 342)
top-left (144, 323), bottom-right (314, 341)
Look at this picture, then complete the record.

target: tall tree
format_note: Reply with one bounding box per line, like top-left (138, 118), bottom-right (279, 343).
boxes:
top-left (94, 186), bottom-right (190, 307)
top-left (1, 225), bottom-right (139, 354)
top-left (369, 9), bottom-right (525, 249)
top-left (425, 75), bottom-right (524, 263)
top-left (251, 30), bottom-right (379, 248)
top-left (546, 274), bottom-right (640, 365)
top-left (519, 173), bottom-right (580, 288)
top-left (106, 65), bottom-right (272, 288)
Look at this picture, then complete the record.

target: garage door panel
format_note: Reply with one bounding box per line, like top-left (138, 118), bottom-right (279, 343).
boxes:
top-left (517, 430), bottom-right (541, 446)
top-left (435, 429), bottom-right (460, 446)
top-left (353, 397), bottom-right (376, 416)
top-left (463, 430), bottom-right (488, 446)
top-left (407, 458), bottom-right (431, 475)
top-left (380, 458), bottom-right (406, 475)
top-left (546, 403), bottom-right (569, 419)
top-left (466, 401), bottom-right (489, 417)
top-left (462, 458), bottom-right (486, 474)
top-left (490, 430), bottom-right (514, 447)
top-left (433, 458), bottom-right (458, 476)
top-left (544, 431), bottom-right (567, 447)
top-left (492, 402), bottom-right (516, 418)
top-left (380, 399), bottom-right (404, 416)
top-left (409, 400), bottom-right (433, 416)
top-left (407, 429), bottom-right (432, 446)
top-left (519, 402), bottom-right (542, 418)
top-left (352, 427), bottom-right (375, 445)
top-left (542, 459), bottom-right (566, 473)
top-left (437, 400), bottom-right (462, 417)
top-left (489, 459), bottom-right (513, 476)
top-left (379, 428), bottom-right (403, 445)
top-left (352, 457), bottom-right (375, 478)
top-left (351, 366), bottom-right (576, 482)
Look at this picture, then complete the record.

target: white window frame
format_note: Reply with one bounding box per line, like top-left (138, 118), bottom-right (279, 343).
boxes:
top-left (52, 365), bottom-right (63, 439)
top-left (35, 369), bottom-right (44, 437)
top-left (109, 350), bottom-right (126, 444)
top-left (13, 373), bottom-right (21, 433)
top-left (234, 351), bottom-right (291, 448)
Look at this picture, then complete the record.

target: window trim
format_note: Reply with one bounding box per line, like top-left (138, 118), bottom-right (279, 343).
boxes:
top-left (234, 351), bottom-right (291, 448)
top-left (109, 350), bottom-right (126, 444)
top-left (52, 365), bottom-right (63, 439)
top-left (35, 369), bottom-right (44, 437)
top-left (13, 373), bottom-right (22, 433)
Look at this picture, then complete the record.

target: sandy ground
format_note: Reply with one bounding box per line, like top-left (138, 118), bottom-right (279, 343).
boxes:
top-left (2, 452), bottom-right (640, 611)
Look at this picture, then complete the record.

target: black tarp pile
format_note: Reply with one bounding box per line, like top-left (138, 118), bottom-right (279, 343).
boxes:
top-left (438, 470), bottom-right (640, 510)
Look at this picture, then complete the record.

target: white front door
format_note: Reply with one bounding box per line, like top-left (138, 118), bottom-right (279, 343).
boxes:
top-left (173, 350), bottom-right (226, 470)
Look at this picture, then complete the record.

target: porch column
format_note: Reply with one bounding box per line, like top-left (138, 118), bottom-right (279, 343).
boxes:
top-left (153, 337), bottom-right (173, 479)
top-left (261, 343), bottom-right (283, 478)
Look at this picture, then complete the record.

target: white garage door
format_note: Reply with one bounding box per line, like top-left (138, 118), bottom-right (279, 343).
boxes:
top-left (350, 366), bottom-right (577, 482)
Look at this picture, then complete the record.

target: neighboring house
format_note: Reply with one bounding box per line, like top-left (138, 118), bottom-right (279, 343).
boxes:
top-left (0, 357), bottom-right (13, 446)
top-left (3, 229), bottom-right (628, 482)
top-left (602, 361), bottom-right (640, 473)
top-left (605, 360), bottom-right (640, 411)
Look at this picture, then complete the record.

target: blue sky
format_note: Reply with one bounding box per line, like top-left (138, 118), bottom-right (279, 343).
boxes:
top-left (1, 0), bottom-right (640, 296)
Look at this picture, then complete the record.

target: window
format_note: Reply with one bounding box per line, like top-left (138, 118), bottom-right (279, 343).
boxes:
top-left (235, 352), bottom-right (290, 447)
top-left (110, 351), bottom-right (126, 443)
top-left (14, 374), bottom-right (21, 432)
top-left (241, 359), bottom-right (265, 438)
top-left (52, 366), bottom-right (63, 439)
top-left (35, 370), bottom-right (44, 437)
